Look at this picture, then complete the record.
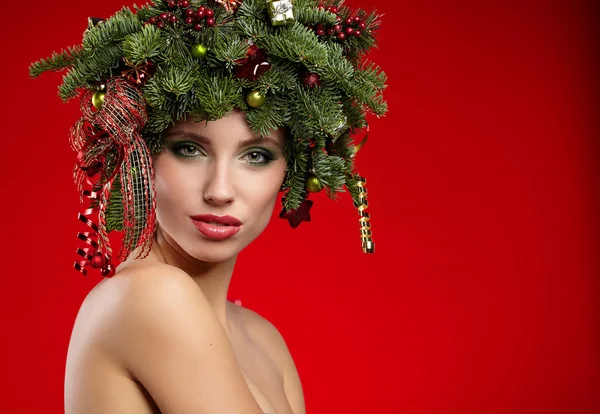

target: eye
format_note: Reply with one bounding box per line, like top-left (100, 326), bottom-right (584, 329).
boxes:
top-left (172, 143), bottom-right (203, 158)
top-left (242, 149), bottom-right (274, 165)
top-left (246, 151), bottom-right (265, 163)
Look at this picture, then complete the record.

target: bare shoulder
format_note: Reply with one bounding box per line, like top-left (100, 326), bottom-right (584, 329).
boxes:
top-left (236, 305), bottom-right (307, 414)
top-left (84, 262), bottom-right (264, 414)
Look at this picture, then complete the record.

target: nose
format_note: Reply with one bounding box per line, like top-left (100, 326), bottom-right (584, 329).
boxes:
top-left (203, 159), bottom-right (235, 206)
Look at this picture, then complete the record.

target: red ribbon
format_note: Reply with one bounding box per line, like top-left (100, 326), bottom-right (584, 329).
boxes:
top-left (71, 77), bottom-right (156, 278)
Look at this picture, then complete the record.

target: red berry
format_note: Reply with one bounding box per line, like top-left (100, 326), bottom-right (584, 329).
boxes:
top-left (354, 30), bottom-right (361, 37)
top-left (160, 13), bottom-right (168, 21)
top-left (196, 9), bottom-right (205, 18)
top-left (334, 24), bottom-right (342, 32)
top-left (205, 17), bottom-right (215, 27)
top-left (206, 9), bottom-right (214, 17)
top-left (181, 0), bottom-right (190, 7)
top-left (316, 28), bottom-right (325, 36)
top-left (330, 7), bottom-right (338, 14)
top-left (185, 17), bottom-right (194, 25)
top-left (345, 17), bottom-right (353, 25)
top-left (359, 22), bottom-right (367, 30)
top-left (302, 72), bottom-right (321, 89)
top-left (354, 16), bottom-right (361, 23)
top-left (199, 6), bottom-right (205, 11)
top-left (193, 23), bottom-right (202, 31)
top-left (316, 23), bottom-right (324, 30)
top-left (167, 1), bottom-right (176, 9)
top-left (157, 21), bottom-right (165, 29)
top-left (149, 17), bottom-right (157, 24)
top-left (337, 32), bottom-right (346, 40)
top-left (169, 15), bottom-right (178, 23)
top-left (185, 8), bottom-right (194, 17)
top-left (327, 27), bottom-right (335, 35)
top-left (345, 27), bottom-right (354, 35)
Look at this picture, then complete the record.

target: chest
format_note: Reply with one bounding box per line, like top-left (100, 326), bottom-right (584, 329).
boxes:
top-left (230, 332), bottom-right (293, 414)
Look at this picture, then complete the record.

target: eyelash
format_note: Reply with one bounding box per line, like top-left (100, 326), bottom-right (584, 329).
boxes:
top-left (170, 142), bottom-right (276, 166)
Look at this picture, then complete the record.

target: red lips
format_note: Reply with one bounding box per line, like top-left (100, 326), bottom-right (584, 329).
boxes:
top-left (190, 214), bottom-right (242, 226)
top-left (190, 214), bottom-right (242, 241)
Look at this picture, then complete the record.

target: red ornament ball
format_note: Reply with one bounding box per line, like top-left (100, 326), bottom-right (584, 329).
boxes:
top-left (206, 17), bottom-right (215, 27)
top-left (354, 16), bottom-right (361, 23)
top-left (334, 24), bottom-right (342, 33)
top-left (101, 263), bottom-right (115, 278)
top-left (149, 17), bottom-right (157, 24)
top-left (327, 27), bottom-right (335, 36)
top-left (160, 13), bottom-right (168, 21)
top-left (156, 21), bottom-right (165, 29)
top-left (185, 8), bottom-right (194, 17)
top-left (169, 15), bottom-right (178, 24)
top-left (316, 28), bottom-right (325, 36)
top-left (359, 22), bottom-right (367, 30)
top-left (193, 23), bottom-right (202, 31)
top-left (354, 30), bottom-right (361, 37)
top-left (167, 1), bottom-right (176, 9)
top-left (185, 17), bottom-right (194, 25)
top-left (206, 9), bottom-right (214, 17)
top-left (345, 17), bottom-right (353, 25)
top-left (345, 27), bottom-right (354, 35)
top-left (181, 0), bottom-right (190, 7)
top-left (337, 32), bottom-right (346, 40)
top-left (91, 253), bottom-right (104, 269)
top-left (197, 9), bottom-right (205, 18)
top-left (302, 72), bottom-right (321, 89)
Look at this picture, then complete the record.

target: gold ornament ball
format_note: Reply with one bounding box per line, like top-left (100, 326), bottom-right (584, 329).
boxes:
top-left (92, 91), bottom-right (106, 110)
top-left (246, 89), bottom-right (266, 108)
top-left (306, 174), bottom-right (323, 193)
top-left (191, 44), bottom-right (208, 59)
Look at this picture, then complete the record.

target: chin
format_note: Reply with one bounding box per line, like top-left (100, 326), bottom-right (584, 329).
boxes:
top-left (188, 241), bottom-right (243, 263)
top-left (183, 228), bottom-right (255, 263)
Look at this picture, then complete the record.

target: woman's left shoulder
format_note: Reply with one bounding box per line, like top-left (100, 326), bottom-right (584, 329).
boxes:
top-left (234, 303), bottom-right (287, 349)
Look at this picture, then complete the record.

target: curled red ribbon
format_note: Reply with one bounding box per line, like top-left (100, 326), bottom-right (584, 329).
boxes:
top-left (71, 77), bottom-right (156, 278)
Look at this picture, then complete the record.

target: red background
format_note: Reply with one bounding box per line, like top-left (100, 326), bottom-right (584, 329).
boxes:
top-left (2, 0), bottom-right (598, 412)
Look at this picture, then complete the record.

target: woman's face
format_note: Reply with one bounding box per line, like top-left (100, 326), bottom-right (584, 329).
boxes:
top-left (152, 109), bottom-right (287, 263)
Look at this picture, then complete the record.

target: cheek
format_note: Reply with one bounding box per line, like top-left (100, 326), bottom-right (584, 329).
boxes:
top-left (153, 156), bottom-right (197, 212)
top-left (244, 163), bottom-right (286, 217)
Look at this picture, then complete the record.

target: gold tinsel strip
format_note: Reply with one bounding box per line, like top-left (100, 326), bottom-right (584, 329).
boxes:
top-left (356, 176), bottom-right (374, 254)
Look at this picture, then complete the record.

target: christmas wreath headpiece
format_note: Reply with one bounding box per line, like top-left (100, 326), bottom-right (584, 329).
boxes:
top-left (29, 0), bottom-right (388, 277)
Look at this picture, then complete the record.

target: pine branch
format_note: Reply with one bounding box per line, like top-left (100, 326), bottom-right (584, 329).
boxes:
top-left (121, 24), bottom-right (163, 64)
top-left (192, 71), bottom-right (242, 120)
top-left (246, 92), bottom-right (290, 137)
top-left (260, 22), bottom-right (328, 66)
top-left (82, 7), bottom-right (142, 50)
top-left (29, 45), bottom-right (83, 78)
top-left (58, 45), bottom-right (123, 100)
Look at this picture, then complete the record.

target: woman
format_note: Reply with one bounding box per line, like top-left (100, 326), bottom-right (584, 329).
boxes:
top-left (31, 1), bottom-right (387, 413)
top-left (64, 110), bottom-right (302, 413)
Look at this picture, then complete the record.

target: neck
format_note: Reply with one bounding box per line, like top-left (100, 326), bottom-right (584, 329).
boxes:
top-left (123, 226), bottom-right (238, 337)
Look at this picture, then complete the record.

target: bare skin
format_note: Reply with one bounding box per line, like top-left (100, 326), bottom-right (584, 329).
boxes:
top-left (64, 111), bottom-right (306, 414)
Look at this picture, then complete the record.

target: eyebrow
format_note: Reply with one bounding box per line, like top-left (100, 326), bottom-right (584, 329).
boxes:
top-left (165, 131), bottom-right (283, 149)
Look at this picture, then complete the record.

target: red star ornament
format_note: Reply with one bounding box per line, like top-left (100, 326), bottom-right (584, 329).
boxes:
top-left (280, 200), bottom-right (313, 228)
